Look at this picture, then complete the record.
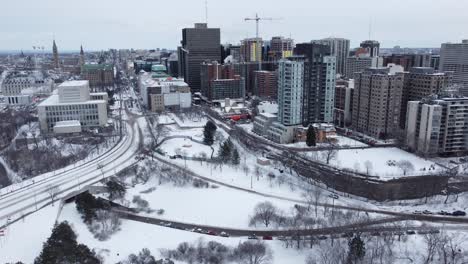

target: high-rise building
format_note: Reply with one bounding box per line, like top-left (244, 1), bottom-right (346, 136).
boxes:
top-left (334, 79), bottom-right (354, 128)
top-left (352, 66), bottom-right (405, 139)
top-left (232, 61), bottom-right (279, 95)
top-left (406, 96), bottom-right (468, 156)
top-left (200, 61), bottom-right (245, 101)
top-left (269, 36), bottom-right (294, 61)
top-left (294, 43), bottom-right (337, 124)
top-left (383, 54), bottom-right (432, 71)
top-left (400, 67), bottom-right (453, 128)
top-left (254, 71), bottom-right (277, 99)
top-left (360, 40), bottom-right (380, 57)
top-left (277, 58), bottom-right (304, 126)
top-left (178, 23), bottom-right (221, 92)
top-left (440, 40), bottom-right (468, 95)
top-left (314, 38), bottom-right (350, 76)
top-left (240, 38), bottom-right (263, 62)
top-left (431, 55), bottom-right (440, 70)
top-left (345, 55), bottom-right (383, 78)
top-left (52, 40), bottom-right (59, 69)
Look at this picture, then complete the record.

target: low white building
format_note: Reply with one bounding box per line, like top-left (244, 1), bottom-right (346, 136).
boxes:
top-left (139, 72), bottom-right (191, 112)
top-left (37, 80), bottom-right (108, 133)
top-left (252, 113), bottom-right (277, 137)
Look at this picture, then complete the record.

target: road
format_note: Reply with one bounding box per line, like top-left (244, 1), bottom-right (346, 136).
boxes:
top-left (115, 208), bottom-right (468, 239)
top-left (0, 119), bottom-right (142, 227)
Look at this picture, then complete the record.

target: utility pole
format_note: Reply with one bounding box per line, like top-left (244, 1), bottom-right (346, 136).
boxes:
top-left (244, 14), bottom-right (282, 71)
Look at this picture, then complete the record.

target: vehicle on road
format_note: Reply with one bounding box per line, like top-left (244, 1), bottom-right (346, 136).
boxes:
top-left (317, 235), bottom-right (328, 240)
top-left (413, 210), bottom-right (423, 215)
top-left (452, 210), bottom-right (466, 217)
top-left (438, 211), bottom-right (451, 216)
top-left (422, 210), bottom-right (433, 215)
top-left (248, 234), bottom-right (258, 240)
top-left (220, 232), bottom-right (230, 237)
top-left (207, 230), bottom-right (217, 236)
top-left (262, 235), bottom-right (273, 240)
top-left (406, 230), bottom-right (416, 235)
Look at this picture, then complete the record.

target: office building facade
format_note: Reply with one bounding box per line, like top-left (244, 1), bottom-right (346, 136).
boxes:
top-left (254, 70), bottom-right (277, 99)
top-left (294, 43), bottom-right (337, 124)
top-left (360, 40), bottom-right (380, 57)
top-left (440, 40), bottom-right (468, 95)
top-left (352, 66), bottom-right (405, 139)
top-left (178, 23), bottom-right (221, 92)
top-left (406, 97), bottom-right (468, 156)
top-left (314, 38), bottom-right (350, 76)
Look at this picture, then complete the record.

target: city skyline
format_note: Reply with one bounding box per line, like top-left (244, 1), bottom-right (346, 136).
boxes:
top-left (1, 0), bottom-right (467, 51)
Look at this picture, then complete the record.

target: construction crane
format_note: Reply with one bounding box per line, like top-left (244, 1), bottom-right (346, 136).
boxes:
top-left (244, 13), bottom-right (281, 70)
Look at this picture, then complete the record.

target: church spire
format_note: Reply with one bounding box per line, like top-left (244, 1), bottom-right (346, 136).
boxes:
top-left (80, 45), bottom-right (85, 66)
top-left (52, 39), bottom-right (59, 69)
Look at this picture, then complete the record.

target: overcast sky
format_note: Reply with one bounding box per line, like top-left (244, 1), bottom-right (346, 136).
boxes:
top-left (1, 0), bottom-right (467, 51)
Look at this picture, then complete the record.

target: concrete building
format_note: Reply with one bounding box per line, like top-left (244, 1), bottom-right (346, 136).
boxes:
top-left (138, 72), bottom-right (191, 112)
top-left (254, 70), bottom-right (277, 99)
top-left (252, 112), bottom-right (277, 137)
top-left (294, 43), bottom-right (337, 124)
top-left (37, 80), bottom-right (108, 133)
top-left (440, 40), bottom-right (468, 95)
top-left (178, 23), bottom-right (221, 92)
top-left (345, 55), bottom-right (383, 78)
top-left (269, 36), bottom-right (294, 61)
top-left (406, 96), bottom-right (468, 156)
top-left (352, 66), bottom-right (405, 139)
top-left (360, 40), bottom-right (380, 57)
top-left (400, 67), bottom-right (453, 128)
top-left (1, 71), bottom-right (54, 105)
top-left (81, 64), bottom-right (115, 90)
top-left (334, 79), bottom-right (354, 128)
top-left (383, 54), bottom-right (432, 71)
top-left (314, 38), bottom-right (350, 76)
top-left (200, 62), bottom-right (245, 101)
top-left (277, 58), bottom-right (305, 126)
top-left (232, 61), bottom-right (279, 95)
top-left (241, 38), bottom-right (263, 62)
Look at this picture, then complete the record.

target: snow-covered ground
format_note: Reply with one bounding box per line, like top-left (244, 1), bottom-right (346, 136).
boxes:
top-left (287, 135), bottom-right (368, 148)
top-left (125, 183), bottom-right (297, 229)
top-left (309, 147), bottom-right (442, 179)
top-left (171, 113), bottom-right (207, 128)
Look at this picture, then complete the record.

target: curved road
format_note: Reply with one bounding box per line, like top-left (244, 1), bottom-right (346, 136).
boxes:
top-left (0, 120), bottom-right (142, 226)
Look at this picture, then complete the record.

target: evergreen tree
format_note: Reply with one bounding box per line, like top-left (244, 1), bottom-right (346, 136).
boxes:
top-left (217, 139), bottom-right (233, 163)
top-left (106, 178), bottom-right (126, 200)
top-left (347, 235), bottom-right (366, 264)
top-left (306, 125), bottom-right (316, 147)
top-left (203, 121), bottom-right (217, 145)
top-left (232, 148), bottom-right (240, 165)
top-left (35, 222), bottom-right (99, 264)
top-left (75, 191), bottom-right (108, 223)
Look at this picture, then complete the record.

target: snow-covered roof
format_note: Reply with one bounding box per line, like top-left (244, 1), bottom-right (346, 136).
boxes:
top-left (38, 94), bottom-right (106, 106)
top-left (54, 120), bottom-right (81, 128)
top-left (58, 80), bottom-right (89, 87)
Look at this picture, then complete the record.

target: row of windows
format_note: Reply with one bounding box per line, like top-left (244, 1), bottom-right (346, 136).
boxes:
top-left (45, 104), bottom-right (98, 111)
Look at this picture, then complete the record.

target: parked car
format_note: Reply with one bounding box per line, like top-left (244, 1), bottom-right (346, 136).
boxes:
top-left (248, 234), bottom-right (258, 240)
top-left (422, 210), bottom-right (433, 215)
top-left (207, 230), bottom-right (217, 236)
top-left (262, 235), bottom-right (273, 240)
top-left (317, 235), bottom-right (328, 240)
top-left (406, 230), bottom-right (416, 235)
top-left (438, 211), bottom-right (451, 216)
top-left (452, 210), bottom-right (467, 217)
top-left (413, 211), bottom-right (423, 215)
top-left (220, 232), bottom-right (230, 237)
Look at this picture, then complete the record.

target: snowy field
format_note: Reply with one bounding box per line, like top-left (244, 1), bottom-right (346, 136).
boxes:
top-left (309, 147), bottom-right (442, 179)
top-left (287, 135), bottom-right (368, 148)
top-left (125, 183), bottom-right (298, 229)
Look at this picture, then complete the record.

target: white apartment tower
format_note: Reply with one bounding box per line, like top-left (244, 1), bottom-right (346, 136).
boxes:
top-left (277, 58), bottom-right (304, 126)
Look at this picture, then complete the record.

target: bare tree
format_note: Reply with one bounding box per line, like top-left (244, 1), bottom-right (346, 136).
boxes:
top-left (396, 160), bottom-right (415, 176)
top-left (422, 233), bottom-right (442, 264)
top-left (364, 160), bottom-right (373, 176)
top-left (233, 241), bottom-right (273, 264)
top-left (302, 186), bottom-right (322, 217)
top-left (249, 202), bottom-right (277, 227)
top-left (47, 185), bottom-right (60, 206)
top-left (321, 148), bottom-right (338, 165)
top-left (242, 164), bottom-right (250, 177)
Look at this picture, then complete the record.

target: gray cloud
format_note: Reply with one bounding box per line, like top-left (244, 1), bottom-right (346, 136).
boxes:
top-left (0, 0), bottom-right (467, 51)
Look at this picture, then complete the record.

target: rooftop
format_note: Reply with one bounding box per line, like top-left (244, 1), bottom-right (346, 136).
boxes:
top-left (59, 80), bottom-right (89, 87)
top-left (81, 64), bottom-right (113, 71)
top-left (38, 94), bottom-right (106, 107)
